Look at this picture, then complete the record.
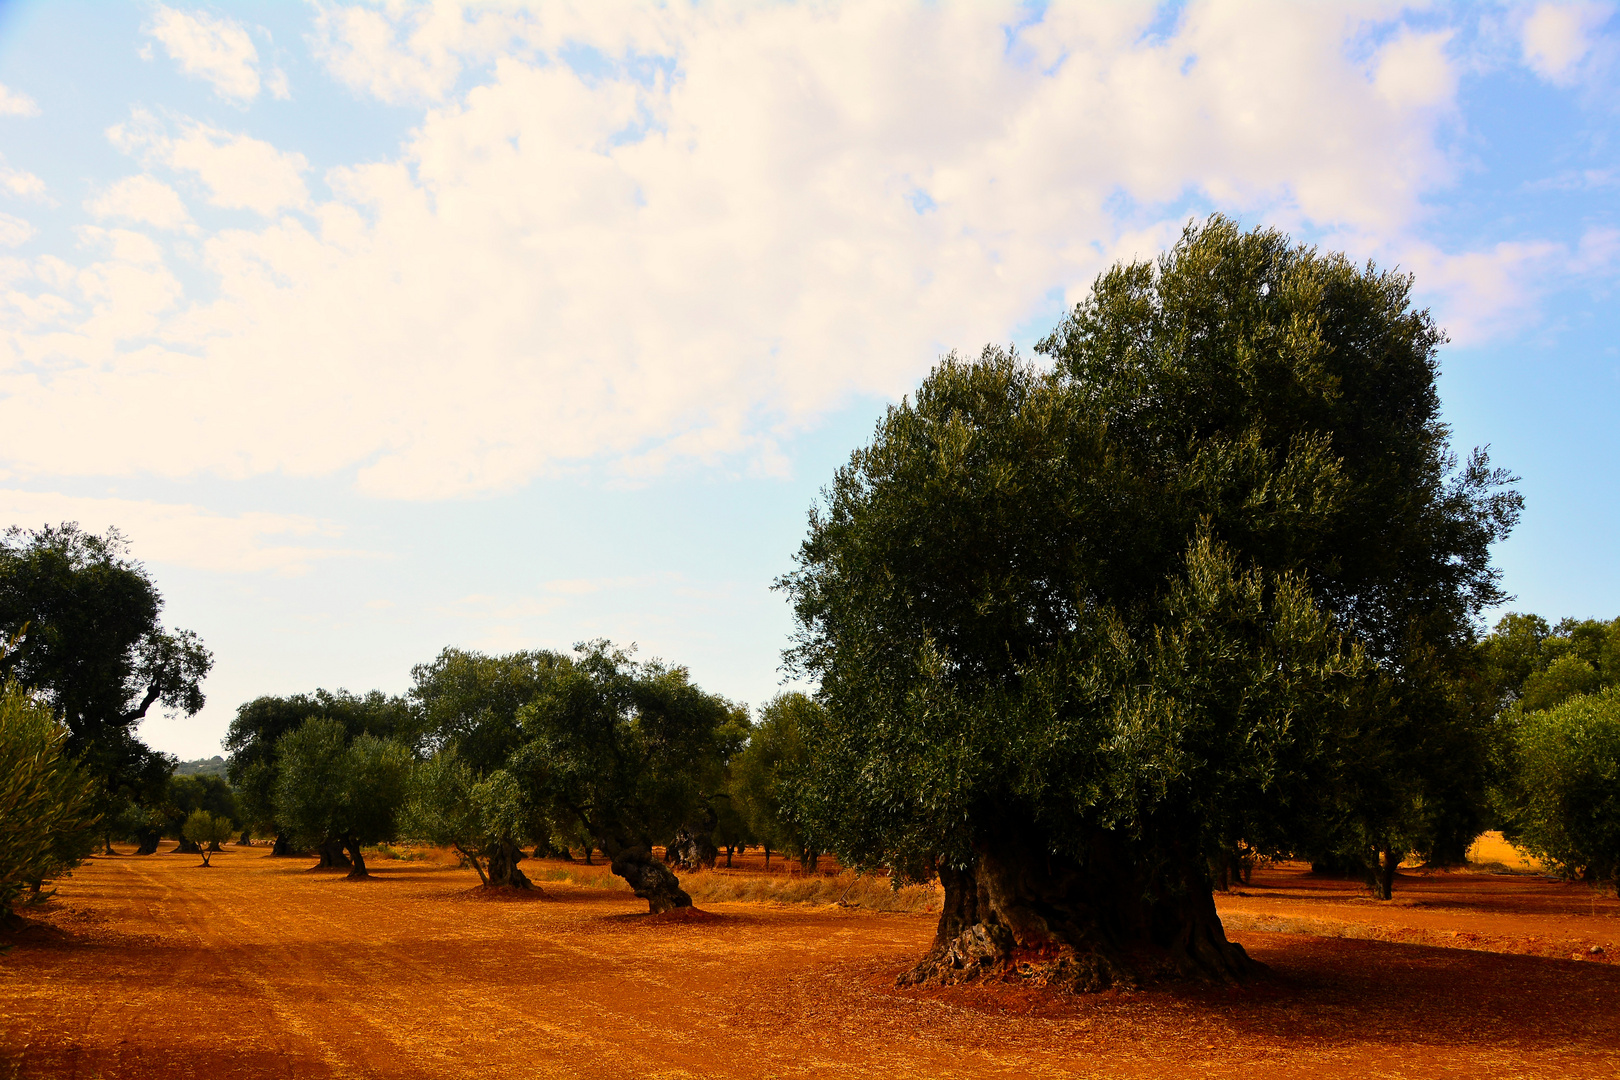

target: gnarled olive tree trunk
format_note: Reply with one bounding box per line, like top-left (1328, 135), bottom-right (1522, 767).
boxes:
top-left (133, 828), bottom-right (162, 856)
top-left (900, 829), bottom-right (1257, 993)
top-left (270, 832), bottom-right (296, 857)
top-left (610, 847), bottom-right (692, 914)
top-left (485, 840), bottom-right (534, 890)
top-left (313, 838), bottom-right (352, 870)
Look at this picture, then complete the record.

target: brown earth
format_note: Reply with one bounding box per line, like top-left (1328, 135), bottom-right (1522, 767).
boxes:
top-left (2, 845), bottom-right (1618, 1079)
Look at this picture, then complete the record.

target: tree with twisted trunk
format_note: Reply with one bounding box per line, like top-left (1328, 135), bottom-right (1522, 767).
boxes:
top-left (780, 218), bottom-right (1518, 991)
top-left (510, 641), bottom-right (742, 914)
top-left (403, 754), bottom-right (537, 890)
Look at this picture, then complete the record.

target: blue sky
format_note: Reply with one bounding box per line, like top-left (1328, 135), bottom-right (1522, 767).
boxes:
top-left (0, 1), bottom-right (1615, 758)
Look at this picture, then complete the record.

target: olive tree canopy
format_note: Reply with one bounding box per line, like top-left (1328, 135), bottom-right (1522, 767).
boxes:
top-left (780, 218), bottom-right (1518, 990)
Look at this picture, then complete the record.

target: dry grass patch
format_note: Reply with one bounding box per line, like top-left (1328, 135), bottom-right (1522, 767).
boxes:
top-left (680, 868), bottom-right (941, 913)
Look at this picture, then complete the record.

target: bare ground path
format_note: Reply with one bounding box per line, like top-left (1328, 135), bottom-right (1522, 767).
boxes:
top-left (3, 847), bottom-right (1618, 1079)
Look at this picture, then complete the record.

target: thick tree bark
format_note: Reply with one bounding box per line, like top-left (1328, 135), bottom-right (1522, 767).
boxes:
top-left (315, 838), bottom-right (353, 870)
top-left (341, 835), bottom-right (369, 880)
top-left (485, 840), bottom-right (534, 890)
top-left (899, 829), bottom-right (1258, 993)
top-left (236, 831), bottom-right (253, 847)
top-left (133, 829), bottom-right (161, 856)
top-left (610, 847), bottom-right (693, 914)
top-left (173, 836), bottom-right (202, 855)
top-left (271, 833), bottom-right (296, 858)
top-left (207, 839), bottom-right (224, 853)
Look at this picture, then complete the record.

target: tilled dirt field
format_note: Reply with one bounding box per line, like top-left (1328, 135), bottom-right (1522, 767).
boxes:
top-left (3, 848), bottom-right (1618, 1079)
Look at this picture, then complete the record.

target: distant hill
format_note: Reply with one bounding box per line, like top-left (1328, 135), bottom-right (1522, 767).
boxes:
top-left (176, 755), bottom-right (229, 780)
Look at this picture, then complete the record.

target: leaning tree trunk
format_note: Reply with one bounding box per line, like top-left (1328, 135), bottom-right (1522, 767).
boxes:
top-left (610, 847), bottom-right (693, 914)
top-left (485, 840), bottom-right (534, 890)
top-left (340, 835), bottom-right (369, 880)
top-left (899, 828), bottom-right (1259, 994)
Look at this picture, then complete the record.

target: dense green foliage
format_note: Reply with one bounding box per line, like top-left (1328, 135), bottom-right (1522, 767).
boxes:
top-left (403, 752), bottom-right (537, 886)
top-left (1481, 614), bottom-right (1620, 716)
top-left (0, 681), bottom-right (99, 923)
top-left (1508, 687), bottom-right (1620, 894)
top-left (780, 215), bottom-right (1519, 979)
top-left (511, 642), bottom-right (741, 863)
top-left (0, 524), bottom-right (210, 839)
top-left (729, 693), bottom-right (816, 867)
top-left (272, 717), bottom-right (413, 878)
top-left (225, 689), bottom-right (414, 847)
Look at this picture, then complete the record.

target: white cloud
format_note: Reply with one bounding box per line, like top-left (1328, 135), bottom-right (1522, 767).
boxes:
top-left (86, 175), bottom-right (195, 231)
top-left (0, 83), bottom-right (39, 117)
top-left (311, 1), bottom-right (529, 104)
top-left (0, 165), bottom-right (45, 200)
top-left (0, 1), bottom-right (1575, 501)
top-left (0, 489), bottom-right (362, 575)
top-left (0, 212), bottom-right (33, 248)
top-left (1522, 1), bottom-right (1615, 84)
top-left (1375, 29), bottom-right (1457, 110)
top-left (1387, 225), bottom-right (1620, 345)
top-left (109, 111), bottom-right (309, 215)
top-left (146, 4), bottom-right (265, 103)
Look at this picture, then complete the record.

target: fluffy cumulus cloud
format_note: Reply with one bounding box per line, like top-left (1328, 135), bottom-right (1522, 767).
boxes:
top-left (1521, 1), bottom-right (1615, 84)
top-left (146, 4), bottom-right (288, 103)
top-left (86, 175), bottom-right (195, 231)
top-left (108, 110), bottom-right (309, 215)
top-left (0, 1), bottom-right (1601, 500)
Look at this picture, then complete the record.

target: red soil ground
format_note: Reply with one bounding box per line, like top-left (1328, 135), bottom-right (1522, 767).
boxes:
top-left (2, 846), bottom-right (1617, 1079)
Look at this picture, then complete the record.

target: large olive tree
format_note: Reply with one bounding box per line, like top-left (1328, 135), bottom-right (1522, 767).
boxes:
top-left (781, 218), bottom-right (1517, 990)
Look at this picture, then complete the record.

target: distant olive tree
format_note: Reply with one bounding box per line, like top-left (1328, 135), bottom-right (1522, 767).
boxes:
top-left (181, 810), bottom-right (235, 867)
top-left (730, 693), bottom-right (816, 870)
top-left (510, 641), bottom-right (738, 913)
top-left (403, 753), bottom-right (536, 889)
top-left (273, 718), bottom-right (412, 879)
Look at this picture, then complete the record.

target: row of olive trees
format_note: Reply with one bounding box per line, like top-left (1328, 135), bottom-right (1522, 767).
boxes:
top-left (224, 642), bottom-right (820, 910)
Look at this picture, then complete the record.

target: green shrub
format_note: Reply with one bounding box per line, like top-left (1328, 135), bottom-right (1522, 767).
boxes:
top-left (1511, 687), bottom-right (1620, 894)
top-left (0, 681), bottom-right (98, 923)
